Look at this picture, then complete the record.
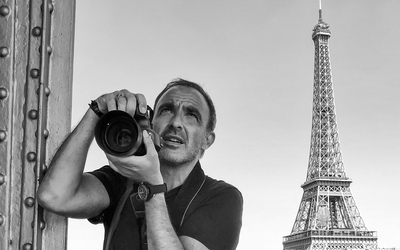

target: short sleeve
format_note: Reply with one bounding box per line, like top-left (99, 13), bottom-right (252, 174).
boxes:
top-left (178, 182), bottom-right (243, 250)
top-left (87, 165), bottom-right (126, 224)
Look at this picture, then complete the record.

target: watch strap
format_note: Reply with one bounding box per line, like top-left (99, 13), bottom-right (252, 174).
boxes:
top-left (149, 183), bottom-right (168, 196)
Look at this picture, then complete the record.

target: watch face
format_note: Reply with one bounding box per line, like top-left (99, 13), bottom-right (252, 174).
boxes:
top-left (137, 184), bottom-right (149, 201)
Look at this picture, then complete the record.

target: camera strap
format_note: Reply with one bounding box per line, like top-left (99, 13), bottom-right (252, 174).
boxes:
top-left (104, 179), bottom-right (148, 250)
top-left (104, 179), bottom-right (135, 250)
top-left (130, 189), bottom-right (147, 249)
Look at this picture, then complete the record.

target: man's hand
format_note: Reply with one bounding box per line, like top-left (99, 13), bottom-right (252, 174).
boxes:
top-left (95, 89), bottom-right (148, 117)
top-left (106, 130), bottom-right (163, 185)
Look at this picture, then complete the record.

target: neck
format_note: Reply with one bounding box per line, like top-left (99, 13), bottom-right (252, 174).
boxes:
top-left (160, 159), bottom-right (199, 191)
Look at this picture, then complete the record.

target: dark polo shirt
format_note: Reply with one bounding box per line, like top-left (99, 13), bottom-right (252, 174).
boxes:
top-left (89, 162), bottom-right (243, 250)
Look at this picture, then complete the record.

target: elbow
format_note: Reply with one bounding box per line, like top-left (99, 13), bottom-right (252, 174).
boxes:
top-left (37, 184), bottom-right (65, 214)
top-left (37, 185), bottom-right (55, 210)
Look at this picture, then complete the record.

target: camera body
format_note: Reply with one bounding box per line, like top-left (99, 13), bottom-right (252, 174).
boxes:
top-left (94, 107), bottom-right (161, 156)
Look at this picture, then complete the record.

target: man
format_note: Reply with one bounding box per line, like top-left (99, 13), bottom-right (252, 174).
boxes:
top-left (38, 78), bottom-right (243, 250)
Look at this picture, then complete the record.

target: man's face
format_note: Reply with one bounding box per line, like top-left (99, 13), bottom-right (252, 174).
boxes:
top-left (152, 86), bottom-right (214, 166)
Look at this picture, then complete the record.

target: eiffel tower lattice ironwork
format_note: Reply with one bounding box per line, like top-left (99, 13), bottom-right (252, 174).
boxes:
top-left (282, 6), bottom-right (378, 250)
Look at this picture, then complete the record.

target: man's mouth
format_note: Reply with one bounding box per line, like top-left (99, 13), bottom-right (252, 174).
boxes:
top-left (162, 135), bottom-right (184, 145)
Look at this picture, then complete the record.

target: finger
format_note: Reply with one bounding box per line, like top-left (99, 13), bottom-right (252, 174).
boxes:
top-left (95, 94), bottom-right (109, 113)
top-left (123, 91), bottom-right (138, 117)
top-left (142, 130), bottom-right (157, 155)
top-left (116, 95), bottom-right (127, 111)
top-left (134, 93), bottom-right (148, 115)
top-left (105, 91), bottom-right (119, 111)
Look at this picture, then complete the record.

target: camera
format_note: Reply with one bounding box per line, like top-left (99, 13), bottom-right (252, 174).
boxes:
top-left (94, 107), bottom-right (161, 156)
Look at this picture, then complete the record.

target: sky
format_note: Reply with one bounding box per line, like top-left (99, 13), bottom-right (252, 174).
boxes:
top-left (67, 1), bottom-right (400, 249)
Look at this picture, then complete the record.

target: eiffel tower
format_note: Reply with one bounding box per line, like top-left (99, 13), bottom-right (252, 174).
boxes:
top-left (282, 4), bottom-right (378, 250)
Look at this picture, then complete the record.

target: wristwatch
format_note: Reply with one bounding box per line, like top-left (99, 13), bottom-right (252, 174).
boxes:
top-left (137, 182), bottom-right (167, 202)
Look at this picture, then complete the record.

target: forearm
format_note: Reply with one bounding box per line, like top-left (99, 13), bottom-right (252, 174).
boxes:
top-left (38, 108), bottom-right (99, 208)
top-left (145, 194), bottom-right (184, 250)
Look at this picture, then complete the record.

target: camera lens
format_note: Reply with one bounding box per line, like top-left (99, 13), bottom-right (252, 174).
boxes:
top-left (116, 129), bottom-right (133, 148)
top-left (95, 110), bottom-right (143, 156)
top-left (104, 119), bottom-right (138, 153)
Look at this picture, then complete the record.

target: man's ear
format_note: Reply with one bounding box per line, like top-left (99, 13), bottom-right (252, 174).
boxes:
top-left (202, 131), bottom-right (216, 151)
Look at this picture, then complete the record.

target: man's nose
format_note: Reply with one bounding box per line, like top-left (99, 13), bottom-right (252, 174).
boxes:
top-left (169, 112), bottom-right (183, 129)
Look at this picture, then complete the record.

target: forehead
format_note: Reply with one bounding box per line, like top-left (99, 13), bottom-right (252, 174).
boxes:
top-left (156, 86), bottom-right (210, 113)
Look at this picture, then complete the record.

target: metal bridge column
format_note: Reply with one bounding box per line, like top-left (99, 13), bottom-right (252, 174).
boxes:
top-left (0, 0), bottom-right (75, 249)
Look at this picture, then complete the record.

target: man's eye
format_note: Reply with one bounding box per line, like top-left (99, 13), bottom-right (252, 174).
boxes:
top-left (160, 108), bottom-right (171, 114)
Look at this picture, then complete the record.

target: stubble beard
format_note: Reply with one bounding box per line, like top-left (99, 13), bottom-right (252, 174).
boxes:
top-left (158, 146), bottom-right (201, 168)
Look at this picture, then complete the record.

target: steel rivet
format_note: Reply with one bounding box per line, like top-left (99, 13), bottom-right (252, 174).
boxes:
top-left (0, 5), bottom-right (10, 16)
top-left (45, 87), bottom-right (51, 96)
top-left (0, 214), bottom-right (4, 226)
top-left (41, 164), bottom-right (48, 174)
top-left (22, 243), bottom-right (32, 250)
top-left (28, 109), bottom-right (38, 119)
top-left (43, 129), bottom-right (49, 138)
top-left (30, 68), bottom-right (40, 78)
top-left (48, 3), bottom-right (54, 13)
top-left (32, 27), bottom-right (42, 37)
top-left (0, 130), bottom-right (7, 142)
top-left (0, 173), bottom-right (5, 185)
top-left (0, 46), bottom-right (9, 57)
top-left (34, 130), bottom-right (48, 138)
top-left (27, 152), bottom-right (36, 162)
top-left (47, 46), bottom-right (52, 55)
top-left (39, 45), bottom-right (52, 55)
top-left (36, 87), bottom-right (51, 96)
top-left (40, 220), bottom-right (46, 230)
top-left (25, 197), bottom-right (35, 207)
top-left (0, 87), bottom-right (8, 99)
top-left (41, 3), bottom-right (54, 13)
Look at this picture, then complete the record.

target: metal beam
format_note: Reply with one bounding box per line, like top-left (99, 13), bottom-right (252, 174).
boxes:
top-left (0, 0), bottom-right (75, 249)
